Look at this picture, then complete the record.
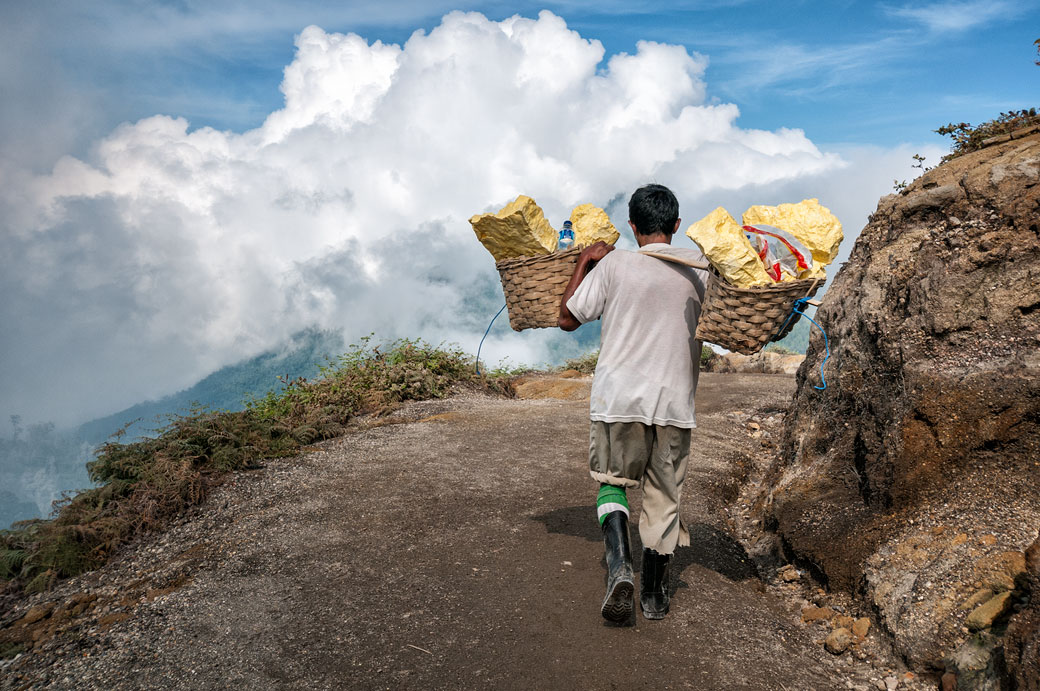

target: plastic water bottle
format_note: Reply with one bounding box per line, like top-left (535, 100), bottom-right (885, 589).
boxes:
top-left (558, 220), bottom-right (575, 251)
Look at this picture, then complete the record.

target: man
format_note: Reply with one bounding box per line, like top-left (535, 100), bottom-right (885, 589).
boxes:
top-left (558, 184), bottom-right (707, 623)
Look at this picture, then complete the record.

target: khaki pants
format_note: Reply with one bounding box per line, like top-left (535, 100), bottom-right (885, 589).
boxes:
top-left (588, 420), bottom-right (691, 555)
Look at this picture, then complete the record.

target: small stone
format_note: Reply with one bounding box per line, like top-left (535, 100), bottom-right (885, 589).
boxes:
top-left (940, 672), bottom-right (957, 691)
top-left (959, 587), bottom-right (994, 611)
top-left (975, 550), bottom-right (1027, 592)
top-left (68, 592), bottom-right (97, 606)
top-left (779, 565), bottom-right (800, 582)
top-left (884, 676), bottom-right (899, 690)
top-left (825, 627), bottom-right (853, 655)
top-left (875, 680), bottom-right (887, 690)
top-left (952, 533), bottom-right (968, 546)
top-left (97, 612), bottom-right (131, 630)
top-left (18, 604), bottom-right (54, 627)
top-left (965, 591), bottom-right (1014, 630)
top-left (980, 534), bottom-right (997, 546)
top-left (835, 615), bottom-right (856, 630)
top-left (802, 606), bottom-right (837, 623)
top-left (852, 617), bottom-right (871, 638)
top-left (747, 422), bottom-right (761, 432)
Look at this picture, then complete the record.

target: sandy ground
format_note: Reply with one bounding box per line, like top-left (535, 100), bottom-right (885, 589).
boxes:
top-left (2, 373), bottom-right (901, 690)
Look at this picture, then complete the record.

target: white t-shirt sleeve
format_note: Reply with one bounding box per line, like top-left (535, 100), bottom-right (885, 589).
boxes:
top-left (566, 262), bottom-right (608, 324)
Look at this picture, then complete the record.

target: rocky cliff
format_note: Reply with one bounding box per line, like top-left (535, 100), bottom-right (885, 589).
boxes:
top-left (757, 132), bottom-right (1040, 687)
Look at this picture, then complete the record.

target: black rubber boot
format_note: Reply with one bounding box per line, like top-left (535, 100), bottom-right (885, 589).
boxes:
top-left (640, 548), bottom-right (670, 620)
top-left (600, 511), bottom-right (634, 623)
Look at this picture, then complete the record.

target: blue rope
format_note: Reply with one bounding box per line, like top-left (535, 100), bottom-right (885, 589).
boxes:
top-left (781, 297), bottom-right (831, 391)
top-left (475, 303), bottom-right (507, 375)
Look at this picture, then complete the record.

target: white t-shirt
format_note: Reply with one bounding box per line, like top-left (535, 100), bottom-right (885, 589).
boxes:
top-left (566, 243), bottom-right (708, 428)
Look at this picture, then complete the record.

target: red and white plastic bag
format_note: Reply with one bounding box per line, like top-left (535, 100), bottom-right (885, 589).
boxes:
top-left (743, 224), bottom-right (813, 282)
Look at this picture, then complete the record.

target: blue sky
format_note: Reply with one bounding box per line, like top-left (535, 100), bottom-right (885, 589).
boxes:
top-left (0, 0), bottom-right (1038, 426)
top-left (4, 0), bottom-right (1036, 168)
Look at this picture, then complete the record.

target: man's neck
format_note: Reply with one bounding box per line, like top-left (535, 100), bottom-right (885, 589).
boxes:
top-left (635, 233), bottom-right (672, 248)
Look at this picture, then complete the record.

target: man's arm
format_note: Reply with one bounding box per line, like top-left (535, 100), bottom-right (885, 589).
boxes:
top-left (558, 241), bottom-right (614, 332)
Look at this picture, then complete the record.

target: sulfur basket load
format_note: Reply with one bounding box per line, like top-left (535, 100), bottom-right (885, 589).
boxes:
top-left (470, 196), bottom-right (842, 355)
top-left (495, 248), bottom-right (584, 331)
top-left (470, 197), bottom-right (619, 331)
top-left (683, 200), bottom-right (842, 354)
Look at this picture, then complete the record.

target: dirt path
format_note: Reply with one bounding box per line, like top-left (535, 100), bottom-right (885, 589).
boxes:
top-left (3, 374), bottom-right (887, 690)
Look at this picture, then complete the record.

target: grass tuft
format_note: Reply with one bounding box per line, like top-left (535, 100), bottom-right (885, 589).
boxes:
top-left (561, 346), bottom-right (719, 374)
top-left (561, 351), bottom-right (599, 374)
top-left (1, 337), bottom-right (507, 593)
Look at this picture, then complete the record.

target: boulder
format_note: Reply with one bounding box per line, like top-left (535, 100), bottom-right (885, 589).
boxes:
top-left (852, 617), bottom-right (871, 639)
top-left (964, 591), bottom-right (1014, 631)
top-left (756, 132), bottom-right (1040, 678)
top-left (825, 627), bottom-right (854, 655)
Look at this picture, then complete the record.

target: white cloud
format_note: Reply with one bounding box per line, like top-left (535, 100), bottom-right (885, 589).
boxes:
top-left (2, 10), bottom-right (909, 426)
top-left (885, 0), bottom-right (1019, 33)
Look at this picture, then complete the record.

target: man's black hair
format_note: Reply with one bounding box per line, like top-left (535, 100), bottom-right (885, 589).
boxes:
top-left (628, 184), bottom-right (679, 236)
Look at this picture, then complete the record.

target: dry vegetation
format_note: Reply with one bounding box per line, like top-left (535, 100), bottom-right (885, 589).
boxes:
top-left (935, 107), bottom-right (1039, 162)
top-left (0, 338), bottom-right (510, 595)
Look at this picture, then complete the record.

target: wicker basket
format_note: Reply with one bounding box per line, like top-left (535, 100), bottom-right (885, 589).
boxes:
top-left (639, 250), bottom-right (821, 353)
top-left (695, 272), bottom-right (820, 355)
top-left (496, 248), bottom-right (581, 331)
top-left (495, 249), bottom-right (821, 354)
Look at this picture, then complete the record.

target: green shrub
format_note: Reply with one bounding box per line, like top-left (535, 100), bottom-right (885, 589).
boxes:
top-left (483, 360), bottom-right (536, 377)
top-left (699, 343), bottom-right (718, 371)
top-left (935, 108), bottom-right (1039, 162)
top-left (562, 350), bottom-right (599, 374)
top-left (1, 338), bottom-right (502, 592)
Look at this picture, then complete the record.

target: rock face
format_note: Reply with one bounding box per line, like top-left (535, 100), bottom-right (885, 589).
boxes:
top-left (758, 133), bottom-right (1040, 678)
top-left (710, 351), bottom-right (804, 375)
top-left (1005, 535), bottom-right (1040, 690)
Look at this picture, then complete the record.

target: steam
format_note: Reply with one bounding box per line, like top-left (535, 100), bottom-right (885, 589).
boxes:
top-left (0, 10), bottom-right (922, 425)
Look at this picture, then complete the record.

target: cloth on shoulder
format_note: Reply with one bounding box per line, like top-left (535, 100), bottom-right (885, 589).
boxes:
top-left (566, 243), bottom-right (708, 429)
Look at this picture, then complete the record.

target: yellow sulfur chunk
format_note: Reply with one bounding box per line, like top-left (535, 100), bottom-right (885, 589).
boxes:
top-left (570, 203), bottom-right (620, 248)
top-left (686, 207), bottom-right (773, 287)
top-left (742, 199), bottom-right (843, 278)
top-left (469, 195), bottom-right (558, 262)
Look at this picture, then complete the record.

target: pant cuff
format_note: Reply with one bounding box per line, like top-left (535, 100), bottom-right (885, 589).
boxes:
top-left (589, 470), bottom-right (640, 489)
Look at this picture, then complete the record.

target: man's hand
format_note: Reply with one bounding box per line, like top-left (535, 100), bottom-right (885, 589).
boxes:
top-left (581, 241), bottom-right (615, 263)
top-left (558, 241), bottom-right (614, 331)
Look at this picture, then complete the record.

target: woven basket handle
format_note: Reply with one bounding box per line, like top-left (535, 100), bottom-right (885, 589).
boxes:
top-left (638, 250), bottom-right (710, 271)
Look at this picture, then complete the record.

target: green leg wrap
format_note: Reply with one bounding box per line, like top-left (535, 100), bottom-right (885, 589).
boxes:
top-left (597, 484), bottom-right (629, 525)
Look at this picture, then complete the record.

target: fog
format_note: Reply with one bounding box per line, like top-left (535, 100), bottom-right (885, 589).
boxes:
top-left (0, 10), bottom-right (931, 428)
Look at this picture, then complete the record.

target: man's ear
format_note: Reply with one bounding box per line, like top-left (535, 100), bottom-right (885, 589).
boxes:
top-left (673, 218), bottom-right (681, 233)
top-left (629, 220), bottom-right (638, 233)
